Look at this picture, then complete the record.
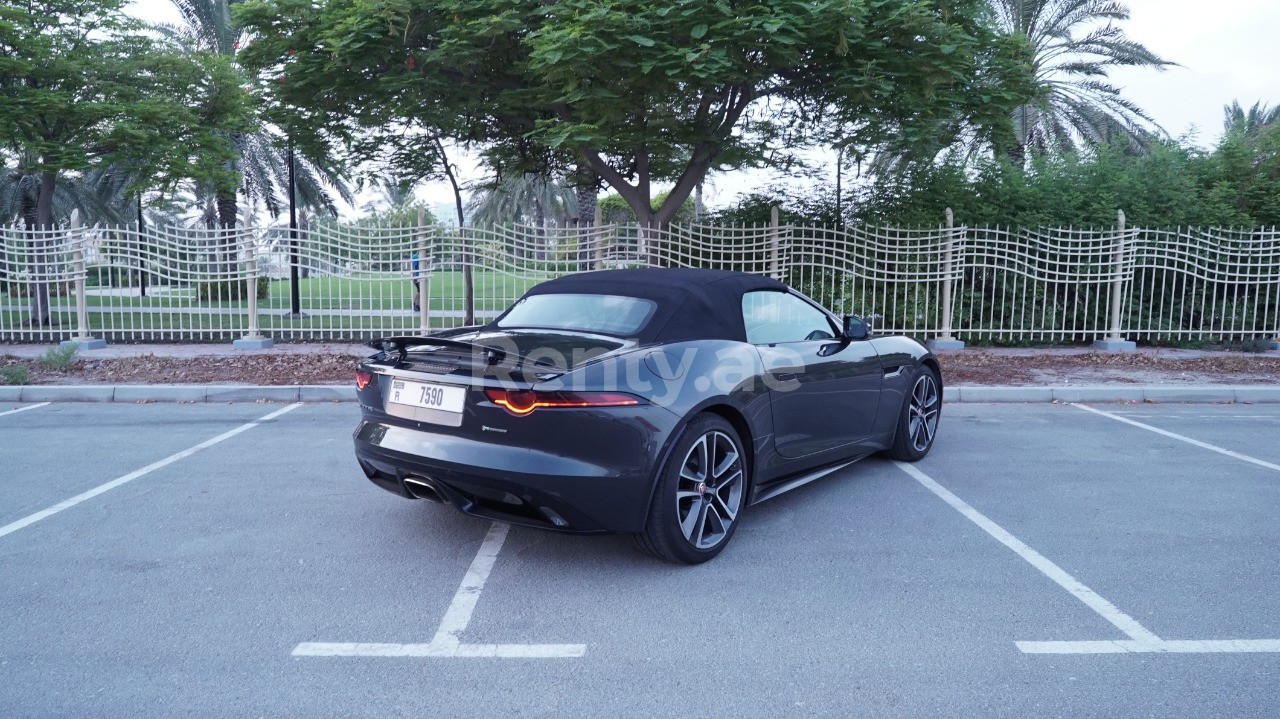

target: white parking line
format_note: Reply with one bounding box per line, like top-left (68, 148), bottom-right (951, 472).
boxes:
top-left (894, 461), bottom-right (1280, 655)
top-left (430, 521), bottom-right (511, 648)
top-left (1072, 403), bottom-right (1280, 473)
top-left (1018, 639), bottom-right (1280, 654)
top-left (293, 521), bottom-right (587, 659)
top-left (0, 402), bottom-right (50, 418)
top-left (0, 403), bottom-right (303, 540)
top-left (893, 461), bottom-right (1160, 643)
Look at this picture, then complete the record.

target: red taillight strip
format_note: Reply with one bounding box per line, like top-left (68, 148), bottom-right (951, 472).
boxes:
top-left (355, 369), bottom-right (373, 389)
top-left (484, 388), bottom-right (644, 415)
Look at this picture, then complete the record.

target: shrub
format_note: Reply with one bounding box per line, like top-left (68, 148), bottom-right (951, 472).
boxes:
top-left (86, 267), bottom-right (128, 287)
top-left (197, 277), bottom-right (270, 302)
top-left (1, 363), bottom-right (31, 385)
top-left (38, 344), bottom-right (78, 371)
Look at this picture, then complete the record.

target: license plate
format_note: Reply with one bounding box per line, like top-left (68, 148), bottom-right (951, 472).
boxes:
top-left (388, 379), bottom-right (467, 413)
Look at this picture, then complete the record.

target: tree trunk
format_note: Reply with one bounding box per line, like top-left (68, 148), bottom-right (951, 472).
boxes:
top-left (27, 171), bottom-right (57, 327)
top-left (1006, 142), bottom-right (1026, 168)
top-left (21, 186), bottom-right (38, 230)
top-left (533, 196), bottom-right (546, 261)
top-left (3, 186), bottom-right (37, 297)
top-left (434, 136), bottom-right (473, 325)
top-left (215, 189), bottom-right (238, 278)
top-left (573, 167), bottom-right (598, 271)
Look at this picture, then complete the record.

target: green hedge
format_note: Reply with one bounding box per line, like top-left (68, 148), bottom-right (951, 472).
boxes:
top-left (197, 277), bottom-right (270, 301)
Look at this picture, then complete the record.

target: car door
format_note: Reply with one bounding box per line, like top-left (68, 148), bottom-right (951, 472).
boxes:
top-left (743, 290), bottom-right (883, 458)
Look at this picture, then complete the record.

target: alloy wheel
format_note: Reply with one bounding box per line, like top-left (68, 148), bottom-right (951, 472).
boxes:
top-left (675, 430), bottom-right (744, 550)
top-left (908, 373), bottom-right (940, 452)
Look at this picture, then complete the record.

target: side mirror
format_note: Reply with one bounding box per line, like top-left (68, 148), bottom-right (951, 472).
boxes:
top-left (843, 315), bottom-right (869, 341)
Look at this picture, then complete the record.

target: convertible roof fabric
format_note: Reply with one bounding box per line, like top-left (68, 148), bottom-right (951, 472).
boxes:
top-left (495, 268), bottom-right (789, 343)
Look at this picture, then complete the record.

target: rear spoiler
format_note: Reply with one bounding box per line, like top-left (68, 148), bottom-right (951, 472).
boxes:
top-left (366, 336), bottom-right (505, 365)
top-left (366, 336), bottom-right (566, 372)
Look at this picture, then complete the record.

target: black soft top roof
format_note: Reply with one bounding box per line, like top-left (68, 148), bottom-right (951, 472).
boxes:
top-left (493, 268), bottom-right (790, 343)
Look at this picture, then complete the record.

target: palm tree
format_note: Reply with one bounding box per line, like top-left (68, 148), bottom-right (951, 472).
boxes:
top-left (467, 173), bottom-right (578, 262)
top-left (359, 177), bottom-right (418, 217)
top-left (1222, 101), bottom-right (1279, 141)
top-left (467, 173), bottom-right (578, 228)
top-left (160, 0), bottom-right (353, 228)
top-left (1, 158), bottom-right (137, 229)
top-left (992, 0), bottom-right (1176, 164)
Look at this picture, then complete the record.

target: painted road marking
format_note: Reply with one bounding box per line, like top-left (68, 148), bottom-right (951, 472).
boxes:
top-left (1018, 640), bottom-right (1280, 654)
top-left (0, 402), bottom-right (50, 418)
top-left (1073, 403), bottom-right (1280, 473)
top-left (0, 403), bottom-right (303, 540)
top-left (894, 461), bottom-right (1280, 655)
top-left (294, 521), bottom-right (587, 659)
top-left (893, 461), bottom-right (1160, 643)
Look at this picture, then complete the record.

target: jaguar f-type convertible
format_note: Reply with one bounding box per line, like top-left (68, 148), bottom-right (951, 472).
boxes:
top-left (353, 268), bottom-right (941, 563)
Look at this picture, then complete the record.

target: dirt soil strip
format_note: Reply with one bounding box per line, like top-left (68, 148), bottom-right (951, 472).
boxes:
top-left (5, 350), bottom-right (1280, 387)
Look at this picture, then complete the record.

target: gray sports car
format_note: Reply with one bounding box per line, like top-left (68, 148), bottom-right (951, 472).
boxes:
top-left (353, 268), bottom-right (941, 563)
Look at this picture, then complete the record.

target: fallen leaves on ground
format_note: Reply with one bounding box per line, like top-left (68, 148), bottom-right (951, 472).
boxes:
top-left (2, 353), bottom-right (362, 386)
top-left (941, 351), bottom-right (1280, 386)
top-left (3, 350), bottom-right (1280, 386)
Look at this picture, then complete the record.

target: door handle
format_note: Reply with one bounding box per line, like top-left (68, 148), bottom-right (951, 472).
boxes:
top-left (771, 371), bottom-right (799, 382)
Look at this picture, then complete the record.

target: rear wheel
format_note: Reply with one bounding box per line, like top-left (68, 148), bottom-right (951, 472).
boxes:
top-left (884, 366), bottom-right (941, 461)
top-left (637, 414), bottom-right (745, 564)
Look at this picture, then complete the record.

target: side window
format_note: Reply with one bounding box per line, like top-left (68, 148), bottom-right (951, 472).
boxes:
top-left (741, 291), bottom-right (836, 344)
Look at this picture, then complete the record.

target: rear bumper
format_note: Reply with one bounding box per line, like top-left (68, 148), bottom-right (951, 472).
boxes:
top-left (352, 411), bottom-right (676, 533)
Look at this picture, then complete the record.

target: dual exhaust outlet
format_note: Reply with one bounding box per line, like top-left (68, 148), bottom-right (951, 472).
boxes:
top-left (403, 476), bottom-right (445, 503)
top-left (402, 473), bottom-right (569, 528)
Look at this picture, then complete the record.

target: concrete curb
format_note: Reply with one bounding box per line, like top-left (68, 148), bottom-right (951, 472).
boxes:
top-left (0, 385), bottom-right (356, 403)
top-left (942, 386), bottom-right (1275, 403)
top-left (2, 385), bottom-right (1280, 404)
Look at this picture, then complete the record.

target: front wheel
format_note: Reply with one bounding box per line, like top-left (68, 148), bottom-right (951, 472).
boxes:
top-left (884, 366), bottom-right (941, 462)
top-left (636, 414), bottom-right (746, 564)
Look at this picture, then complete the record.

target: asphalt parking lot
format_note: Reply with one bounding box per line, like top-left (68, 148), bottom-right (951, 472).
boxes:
top-left (2, 400), bottom-right (1278, 718)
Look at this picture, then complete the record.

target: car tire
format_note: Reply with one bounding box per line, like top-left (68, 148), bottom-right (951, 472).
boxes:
top-left (636, 414), bottom-right (746, 564)
top-left (884, 365), bottom-right (942, 462)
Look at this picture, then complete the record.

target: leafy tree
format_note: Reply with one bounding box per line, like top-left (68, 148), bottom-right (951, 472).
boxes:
top-left (0, 0), bottom-right (250, 323)
top-left (354, 177), bottom-right (437, 226)
top-left (235, 0), bottom-right (1029, 237)
top-left (1222, 101), bottom-right (1280, 146)
top-left (599, 190), bottom-right (696, 226)
top-left (1209, 102), bottom-right (1280, 227)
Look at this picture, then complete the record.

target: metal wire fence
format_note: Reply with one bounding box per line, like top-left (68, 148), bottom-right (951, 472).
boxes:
top-left (1, 211), bottom-right (1277, 345)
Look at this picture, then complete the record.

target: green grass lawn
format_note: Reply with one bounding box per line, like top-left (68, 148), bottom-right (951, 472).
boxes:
top-left (21, 270), bottom-right (545, 312)
top-left (0, 306), bottom-right (474, 341)
top-left (3, 268), bottom-right (558, 340)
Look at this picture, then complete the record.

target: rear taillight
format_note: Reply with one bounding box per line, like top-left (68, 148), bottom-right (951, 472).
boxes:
top-left (355, 369), bottom-right (373, 389)
top-left (484, 388), bottom-right (645, 416)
